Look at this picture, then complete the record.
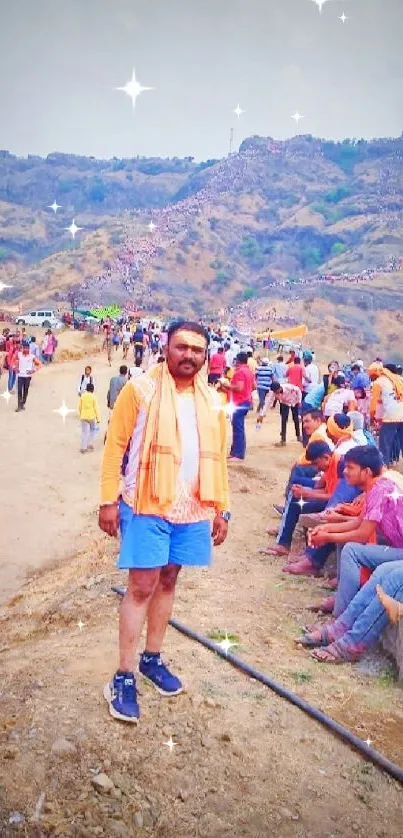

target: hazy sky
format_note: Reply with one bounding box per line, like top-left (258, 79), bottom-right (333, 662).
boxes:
top-left (0, 0), bottom-right (402, 160)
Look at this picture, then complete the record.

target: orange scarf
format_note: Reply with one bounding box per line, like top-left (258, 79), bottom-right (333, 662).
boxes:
top-left (135, 362), bottom-right (229, 513)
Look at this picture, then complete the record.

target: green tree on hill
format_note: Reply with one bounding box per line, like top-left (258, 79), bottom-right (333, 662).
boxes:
top-left (240, 235), bottom-right (265, 270)
top-left (331, 242), bottom-right (346, 256)
top-left (301, 246), bottom-right (322, 270)
top-left (325, 185), bottom-right (352, 204)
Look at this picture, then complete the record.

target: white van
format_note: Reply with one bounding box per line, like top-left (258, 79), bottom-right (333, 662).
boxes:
top-left (16, 310), bottom-right (62, 328)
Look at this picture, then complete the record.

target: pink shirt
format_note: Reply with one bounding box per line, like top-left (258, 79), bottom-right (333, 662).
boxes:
top-left (364, 478), bottom-right (403, 547)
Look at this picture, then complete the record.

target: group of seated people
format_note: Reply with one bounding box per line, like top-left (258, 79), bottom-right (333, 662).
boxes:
top-left (262, 407), bottom-right (403, 666)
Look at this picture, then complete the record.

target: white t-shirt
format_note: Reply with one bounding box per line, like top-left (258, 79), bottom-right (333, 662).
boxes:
top-left (336, 438), bottom-right (357, 456)
top-left (122, 329), bottom-right (131, 344)
top-left (17, 352), bottom-right (36, 377)
top-left (377, 376), bottom-right (403, 422)
top-left (304, 363), bottom-right (319, 392)
top-left (129, 367), bottom-right (144, 379)
top-left (176, 393), bottom-right (200, 488)
top-left (324, 388), bottom-right (355, 417)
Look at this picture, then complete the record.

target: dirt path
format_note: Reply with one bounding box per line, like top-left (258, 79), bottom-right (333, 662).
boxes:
top-left (0, 342), bottom-right (119, 602)
top-left (0, 353), bottom-right (402, 836)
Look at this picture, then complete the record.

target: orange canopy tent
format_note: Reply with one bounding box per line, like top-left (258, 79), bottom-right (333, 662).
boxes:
top-left (256, 324), bottom-right (308, 341)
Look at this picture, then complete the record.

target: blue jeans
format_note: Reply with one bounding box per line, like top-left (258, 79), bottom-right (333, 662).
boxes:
top-left (379, 422), bottom-right (403, 466)
top-left (230, 403), bottom-right (251, 460)
top-left (277, 494), bottom-right (327, 548)
top-left (285, 465), bottom-right (317, 496)
top-left (335, 543), bottom-right (403, 617)
top-left (306, 480), bottom-right (362, 570)
top-left (330, 560), bottom-right (403, 658)
top-left (8, 369), bottom-right (16, 391)
top-left (257, 388), bottom-right (269, 412)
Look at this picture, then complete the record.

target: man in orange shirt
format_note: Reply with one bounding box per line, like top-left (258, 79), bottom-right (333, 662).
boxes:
top-left (99, 321), bottom-right (230, 724)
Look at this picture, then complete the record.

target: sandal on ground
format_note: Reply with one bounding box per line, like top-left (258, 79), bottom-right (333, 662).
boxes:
top-left (295, 628), bottom-right (330, 648)
top-left (309, 643), bottom-right (353, 664)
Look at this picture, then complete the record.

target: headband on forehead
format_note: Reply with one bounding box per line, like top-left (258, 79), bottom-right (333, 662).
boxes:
top-left (174, 330), bottom-right (207, 349)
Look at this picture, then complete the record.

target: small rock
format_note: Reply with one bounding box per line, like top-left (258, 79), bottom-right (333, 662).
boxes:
top-left (279, 807), bottom-right (297, 820)
top-left (84, 577), bottom-right (96, 590)
top-left (4, 745), bottom-right (18, 759)
top-left (220, 732), bottom-right (231, 743)
top-left (352, 825), bottom-right (360, 834)
top-left (91, 773), bottom-right (114, 795)
top-left (103, 758), bottom-right (112, 771)
top-left (204, 698), bottom-right (216, 709)
top-left (201, 735), bottom-right (213, 749)
top-left (177, 788), bottom-right (189, 802)
top-left (9, 812), bottom-right (25, 825)
top-left (112, 788), bottom-right (122, 799)
top-left (133, 810), bottom-right (144, 828)
top-left (51, 738), bottom-right (77, 758)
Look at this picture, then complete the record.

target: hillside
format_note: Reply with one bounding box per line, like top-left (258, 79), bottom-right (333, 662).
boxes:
top-left (1, 135), bottom-right (403, 354)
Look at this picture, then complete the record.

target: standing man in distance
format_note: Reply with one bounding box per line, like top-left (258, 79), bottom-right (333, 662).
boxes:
top-left (15, 340), bottom-right (41, 412)
top-left (107, 364), bottom-right (128, 412)
top-left (99, 321), bottom-right (230, 724)
top-left (257, 380), bottom-right (302, 445)
top-left (222, 352), bottom-right (255, 460)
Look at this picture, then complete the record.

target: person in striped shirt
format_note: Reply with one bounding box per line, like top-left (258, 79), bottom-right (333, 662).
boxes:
top-left (255, 358), bottom-right (274, 412)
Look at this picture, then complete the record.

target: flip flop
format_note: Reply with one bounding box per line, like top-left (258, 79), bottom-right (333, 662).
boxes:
top-left (296, 632), bottom-right (329, 648)
top-left (309, 643), bottom-right (351, 664)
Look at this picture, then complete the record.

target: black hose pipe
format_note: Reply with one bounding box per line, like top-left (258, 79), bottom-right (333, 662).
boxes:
top-left (111, 585), bottom-right (403, 785)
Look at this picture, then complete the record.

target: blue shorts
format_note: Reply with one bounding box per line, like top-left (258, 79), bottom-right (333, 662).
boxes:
top-left (118, 500), bottom-right (212, 570)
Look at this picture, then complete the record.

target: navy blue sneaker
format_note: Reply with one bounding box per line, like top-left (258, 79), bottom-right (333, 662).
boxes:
top-left (103, 671), bottom-right (140, 723)
top-left (139, 653), bottom-right (183, 696)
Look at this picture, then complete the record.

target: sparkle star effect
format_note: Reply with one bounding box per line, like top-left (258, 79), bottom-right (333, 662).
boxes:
top-left (388, 487), bottom-right (402, 503)
top-left (48, 200), bottom-right (62, 213)
top-left (291, 111), bottom-right (304, 124)
top-left (65, 219), bottom-right (82, 240)
top-left (116, 68), bottom-right (154, 109)
top-left (0, 281), bottom-right (12, 293)
top-left (297, 497), bottom-right (306, 510)
top-left (77, 620), bottom-right (85, 631)
top-left (164, 736), bottom-right (176, 752)
top-left (233, 104), bottom-right (245, 120)
top-left (53, 401), bottom-right (76, 422)
top-left (147, 221), bottom-right (157, 233)
top-left (365, 738), bottom-right (372, 747)
top-left (218, 632), bottom-right (237, 655)
top-left (339, 12), bottom-right (348, 24)
top-left (1, 390), bottom-right (12, 404)
top-left (311, 0), bottom-right (331, 12)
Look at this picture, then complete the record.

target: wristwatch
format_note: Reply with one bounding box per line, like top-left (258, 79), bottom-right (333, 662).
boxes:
top-left (220, 511), bottom-right (231, 522)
